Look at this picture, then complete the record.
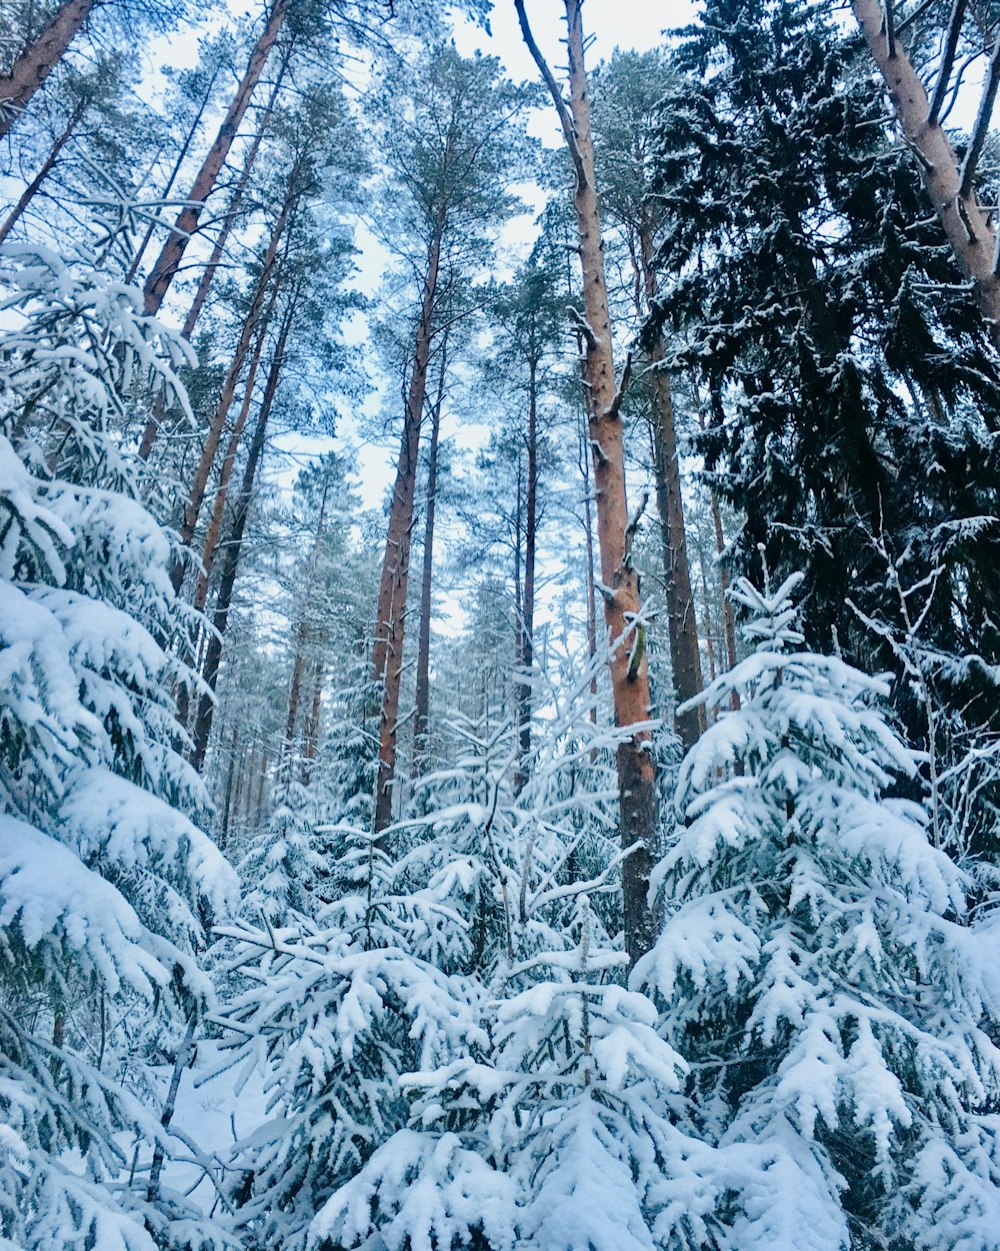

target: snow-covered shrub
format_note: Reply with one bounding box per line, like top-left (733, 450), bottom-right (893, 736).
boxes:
top-left (0, 241), bottom-right (236, 1250)
top-left (637, 571), bottom-right (1000, 1249)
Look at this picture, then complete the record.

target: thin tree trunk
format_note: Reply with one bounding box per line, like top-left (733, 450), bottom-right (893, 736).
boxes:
top-left (136, 68), bottom-right (286, 463)
top-left (638, 218), bottom-right (704, 749)
top-left (170, 190), bottom-right (291, 593)
top-left (141, 0), bottom-right (290, 316)
top-left (517, 0), bottom-right (658, 964)
top-left (189, 301), bottom-right (294, 771)
top-left (851, 0), bottom-right (1000, 350)
top-left (372, 224), bottom-right (443, 835)
top-left (0, 98), bottom-right (83, 245)
top-left (515, 358), bottom-right (538, 791)
top-left (126, 57), bottom-right (221, 284)
top-left (0, 0), bottom-right (96, 139)
top-left (180, 60), bottom-right (286, 342)
top-left (192, 301), bottom-right (273, 614)
top-left (219, 726), bottom-right (239, 850)
top-left (146, 1013), bottom-right (197, 1207)
top-left (280, 477), bottom-right (330, 782)
top-left (412, 342), bottom-right (447, 776)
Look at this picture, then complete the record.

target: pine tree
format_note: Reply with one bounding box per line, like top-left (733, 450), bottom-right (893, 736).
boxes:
top-left (638, 571), bottom-right (1000, 1249)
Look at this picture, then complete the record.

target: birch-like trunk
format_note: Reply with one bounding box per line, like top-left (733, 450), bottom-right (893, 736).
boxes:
top-left (517, 0), bottom-right (658, 963)
top-left (0, 0), bottom-right (96, 139)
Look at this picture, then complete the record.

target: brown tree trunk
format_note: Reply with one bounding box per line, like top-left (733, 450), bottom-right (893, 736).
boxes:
top-left (135, 68), bottom-right (285, 463)
top-left (189, 301), bottom-right (294, 771)
top-left (180, 62), bottom-right (286, 342)
top-left (0, 0), bottom-right (96, 139)
top-left (0, 98), bottom-right (83, 245)
top-left (219, 726), bottom-right (239, 850)
top-left (126, 57), bottom-right (221, 284)
top-left (412, 343), bottom-right (447, 776)
top-left (851, 0), bottom-right (1000, 350)
top-left (517, 0), bottom-right (658, 964)
top-left (192, 304), bottom-right (273, 613)
top-left (638, 219), bottom-right (704, 749)
top-left (170, 190), bottom-right (290, 594)
top-left (372, 225), bottom-right (443, 835)
top-left (141, 0), bottom-right (289, 317)
top-left (280, 476), bottom-right (330, 781)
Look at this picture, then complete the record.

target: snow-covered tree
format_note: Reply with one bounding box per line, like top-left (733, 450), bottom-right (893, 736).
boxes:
top-left (638, 571), bottom-right (1000, 1249)
top-left (0, 238), bottom-right (237, 1250)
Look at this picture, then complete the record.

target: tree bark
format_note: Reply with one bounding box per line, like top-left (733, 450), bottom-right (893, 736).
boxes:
top-left (412, 342), bottom-right (448, 776)
top-left (517, 0), bottom-right (658, 964)
top-left (189, 300), bottom-right (294, 771)
top-left (372, 225), bottom-right (443, 835)
top-left (141, 0), bottom-right (290, 317)
top-left (135, 68), bottom-right (286, 464)
top-left (0, 97), bottom-right (83, 245)
top-left (192, 302), bottom-right (273, 614)
top-left (301, 661), bottom-right (324, 785)
top-left (170, 189), bottom-right (291, 594)
top-left (851, 0), bottom-right (1000, 351)
top-left (638, 219), bottom-right (704, 749)
top-left (126, 56), bottom-right (221, 284)
top-left (0, 0), bottom-right (96, 139)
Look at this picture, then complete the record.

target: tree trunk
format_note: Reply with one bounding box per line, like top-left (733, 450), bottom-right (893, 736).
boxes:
top-left (141, 0), bottom-right (290, 316)
top-left (219, 726), bottom-right (239, 850)
top-left (301, 661), bottom-right (324, 785)
top-left (0, 0), bottom-right (96, 139)
top-left (515, 358), bottom-right (538, 792)
top-left (517, 0), bottom-right (658, 964)
top-left (412, 342), bottom-right (447, 776)
top-left (638, 219), bottom-right (704, 749)
top-left (126, 56), bottom-right (221, 284)
top-left (0, 98), bottom-right (83, 245)
top-left (192, 303), bottom-right (273, 614)
top-left (851, 0), bottom-right (1000, 350)
top-left (135, 68), bottom-right (286, 463)
top-left (170, 190), bottom-right (290, 594)
top-left (189, 301), bottom-right (294, 771)
top-left (372, 225), bottom-right (443, 835)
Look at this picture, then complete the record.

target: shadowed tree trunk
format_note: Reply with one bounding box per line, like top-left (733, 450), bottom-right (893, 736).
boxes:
top-left (637, 216), bottom-right (704, 749)
top-left (141, 0), bottom-right (290, 317)
top-left (514, 357), bottom-right (538, 792)
top-left (189, 300), bottom-right (294, 771)
top-left (170, 185), bottom-right (292, 594)
top-left (0, 0), bottom-right (96, 139)
top-left (412, 341), bottom-right (448, 777)
top-left (372, 223), bottom-right (443, 835)
top-left (0, 96), bottom-right (84, 245)
top-left (517, 0), bottom-right (658, 964)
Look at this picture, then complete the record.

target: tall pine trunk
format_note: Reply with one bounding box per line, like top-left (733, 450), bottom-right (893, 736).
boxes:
top-left (412, 343), bottom-right (447, 776)
top-left (192, 303), bottom-right (273, 614)
top-left (851, 0), bottom-right (1000, 351)
top-left (371, 224), bottom-right (443, 834)
top-left (141, 0), bottom-right (289, 317)
top-left (517, 0), bottom-right (658, 963)
top-left (0, 0), bottom-right (96, 139)
top-left (126, 57), bottom-right (222, 284)
top-left (638, 217), bottom-right (704, 749)
top-left (189, 301), bottom-right (294, 771)
top-left (170, 187), bottom-right (291, 593)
